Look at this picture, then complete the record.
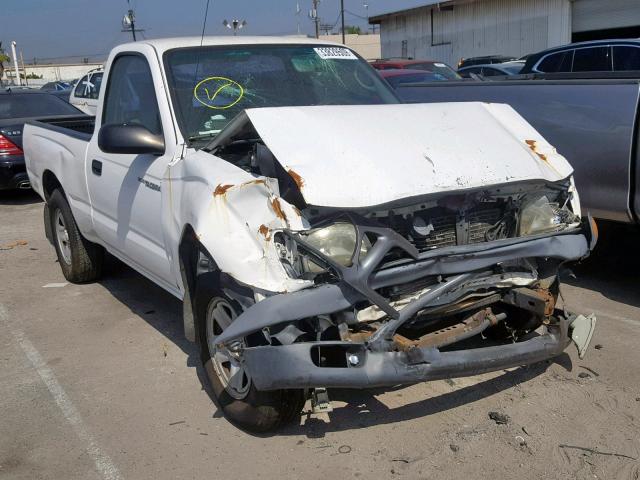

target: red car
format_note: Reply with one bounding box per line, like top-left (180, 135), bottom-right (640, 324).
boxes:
top-left (370, 59), bottom-right (461, 80)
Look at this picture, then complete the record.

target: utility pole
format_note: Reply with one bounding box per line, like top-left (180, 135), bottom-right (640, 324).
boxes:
top-left (340, 0), bottom-right (345, 44)
top-left (310, 0), bottom-right (320, 39)
top-left (10, 41), bottom-right (20, 86)
top-left (19, 51), bottom-right (28, 86)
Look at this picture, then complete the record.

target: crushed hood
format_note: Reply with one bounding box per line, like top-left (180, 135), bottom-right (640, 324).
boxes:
top-left (236, 103), bottom-right (574, 208)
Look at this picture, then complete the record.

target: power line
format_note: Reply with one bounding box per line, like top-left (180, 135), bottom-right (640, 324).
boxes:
top-left (344, 9), bottom-right (368, 20)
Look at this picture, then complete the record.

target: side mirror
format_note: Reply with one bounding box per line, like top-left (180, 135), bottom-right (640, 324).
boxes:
top-left (98, 123), bottom-right (165, 155)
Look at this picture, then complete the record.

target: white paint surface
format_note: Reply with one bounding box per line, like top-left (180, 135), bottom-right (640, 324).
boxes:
top-left (246, 102), bottom-right (574, 208)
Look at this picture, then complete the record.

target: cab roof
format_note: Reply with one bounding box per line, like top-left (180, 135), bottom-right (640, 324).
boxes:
top-left (129, 36), bottom-right (344, 55)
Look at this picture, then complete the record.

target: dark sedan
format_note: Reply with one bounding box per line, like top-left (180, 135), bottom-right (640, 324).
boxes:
top-left (520, 39), bottom-right (640, 74)
top-left (0, 90), bottom-right (84, 190)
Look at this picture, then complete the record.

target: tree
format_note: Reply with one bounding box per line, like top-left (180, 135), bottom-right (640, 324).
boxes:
top-left (0, 42), bottom-right (11, 86)
top-left (344, 25), bottom-right (362, 35)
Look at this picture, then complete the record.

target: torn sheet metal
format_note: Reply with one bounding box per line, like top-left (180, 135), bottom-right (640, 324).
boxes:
top-left (167, 150), bottom-right (311, 293)
top-left (242, 103), bottom-right (574, 208)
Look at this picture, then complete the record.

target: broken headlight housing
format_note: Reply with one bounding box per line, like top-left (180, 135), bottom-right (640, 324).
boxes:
top-left (301, 222), bottom-right (371, 273)
top-left (275, 222), bottom-right (371, 276)
top-left (519, 195), bottom-right (579, 236)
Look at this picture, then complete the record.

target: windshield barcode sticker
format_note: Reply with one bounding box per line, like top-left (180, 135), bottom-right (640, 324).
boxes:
top-left (314, 47), bottom-right (357, 60)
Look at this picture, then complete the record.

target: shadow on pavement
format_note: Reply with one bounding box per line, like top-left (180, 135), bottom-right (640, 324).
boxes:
top-left (96, 249), bottom-right (573, 436)
top-left (277, 354), bottom-right (570, 438)
top-left (0, 189), bottom-right (42, 206)
top-left (564, 220), bottom-right (640, 309)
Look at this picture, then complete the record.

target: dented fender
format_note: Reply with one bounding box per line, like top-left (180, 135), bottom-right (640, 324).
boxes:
top-left (165, 149), bottom-right (312, 295)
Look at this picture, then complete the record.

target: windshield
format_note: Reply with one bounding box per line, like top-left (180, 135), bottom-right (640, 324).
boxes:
top-left (386, 72), bottom-right (448, 87)
top-left (410, 62), bottom-right (461, 80)
top-left (501, 63), bottom-right (524, 74)
top-left (164, 44), bottom-right (398, 143)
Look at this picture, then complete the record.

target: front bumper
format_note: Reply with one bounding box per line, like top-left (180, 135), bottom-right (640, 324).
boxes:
top-left (244, 314), bottom-right (572, 390)
top-left (214, 228), bottom-right (593, 391)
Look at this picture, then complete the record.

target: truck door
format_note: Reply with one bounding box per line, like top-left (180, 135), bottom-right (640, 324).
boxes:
top-left (86, 53), bottom-right (174, 290)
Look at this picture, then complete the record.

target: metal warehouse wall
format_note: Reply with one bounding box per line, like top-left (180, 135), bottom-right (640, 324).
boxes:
top-left (378, 0), bottom-right (571, 66)
top-left (572, 0), bottom-right (640, 33)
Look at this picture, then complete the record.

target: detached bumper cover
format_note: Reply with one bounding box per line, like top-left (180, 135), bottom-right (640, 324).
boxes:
top-left (245, 315), bottom-right (572, 390)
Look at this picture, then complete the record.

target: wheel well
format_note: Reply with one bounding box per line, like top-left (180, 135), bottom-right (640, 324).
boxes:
top-left (178, 225), bottom-right (218, 342)
top-left (42, 170), bottom-right (64, 201)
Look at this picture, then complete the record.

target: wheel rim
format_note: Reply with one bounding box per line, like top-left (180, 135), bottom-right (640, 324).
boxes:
top-left (206, 298), bottom-right (251, 400)
top-left (54, 209), bottom-right (72, 265)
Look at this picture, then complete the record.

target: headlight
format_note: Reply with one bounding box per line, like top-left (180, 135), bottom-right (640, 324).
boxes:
top-left (302, 222), bottom-right (370, 272)
top-left (519, 195), bottom-right (578, 236)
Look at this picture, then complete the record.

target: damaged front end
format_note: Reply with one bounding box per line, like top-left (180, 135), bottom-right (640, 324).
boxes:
top-left (210, 180), bottom-right (597, 391)
top-left (196, 103), bottom-right (597, 392)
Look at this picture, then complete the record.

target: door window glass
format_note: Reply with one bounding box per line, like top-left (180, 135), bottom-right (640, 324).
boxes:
top-left (102, 55), bottom-right (162, 135)
top-left (87, 72), bottom-right (103, 100)
top-left (572, 47), bottom-right (612, 72)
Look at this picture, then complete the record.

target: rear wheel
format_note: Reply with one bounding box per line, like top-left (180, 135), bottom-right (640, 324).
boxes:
top-left (196, 274), bottom-right (305, 433)
top-left (49, 189), bottom-right (103, 283)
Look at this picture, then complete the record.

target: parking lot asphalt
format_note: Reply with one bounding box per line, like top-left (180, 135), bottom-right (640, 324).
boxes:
top-left (1, 190), bottom-right (639, 480)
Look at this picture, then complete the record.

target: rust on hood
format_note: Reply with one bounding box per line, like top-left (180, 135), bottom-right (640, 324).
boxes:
top-left (258, 224), bottom-right (271, 240)
top-left (270, 198), bottom-right (288, 222)
top-left (243, 179), bottom-right (266, 187)
top-left (287, 169), bottom-right (305, 190)
top-left (525, 140), bottom-right (547, 162)
top-left (213, 184), bottom-right (234, 196)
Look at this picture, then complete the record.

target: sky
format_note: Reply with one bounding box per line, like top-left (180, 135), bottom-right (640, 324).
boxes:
top-left (1, 0), bottom-right (426, 64)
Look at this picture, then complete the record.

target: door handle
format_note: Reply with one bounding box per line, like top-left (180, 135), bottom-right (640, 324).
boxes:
top-left (91, 159), bottom-right (102, 176)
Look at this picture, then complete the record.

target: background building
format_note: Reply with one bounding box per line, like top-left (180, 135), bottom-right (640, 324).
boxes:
top-left (370, 0), bottom-right (640, 66)
top-left (322, 33), bottom-right (381, 60)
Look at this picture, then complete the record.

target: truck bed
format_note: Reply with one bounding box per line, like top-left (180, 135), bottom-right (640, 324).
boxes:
top-left (28, 115), bottom-right (96, 141)
top-left (397, 79), bottom-right (640, 224)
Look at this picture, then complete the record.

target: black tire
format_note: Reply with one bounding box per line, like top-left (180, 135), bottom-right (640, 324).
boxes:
top-left (195, 272), bottom-right (306, 433)
top-left (49, 189), bottom-right (103, 283)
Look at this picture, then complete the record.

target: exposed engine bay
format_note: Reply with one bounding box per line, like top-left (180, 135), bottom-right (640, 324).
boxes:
top-left (206, 123), bottom-right (592, 381)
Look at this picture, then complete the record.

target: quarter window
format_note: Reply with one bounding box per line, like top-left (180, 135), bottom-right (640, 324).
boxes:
top-left (613, 46), bottom-right (640, 71)
top-left (102, 55), bottom-right (162, 135)
top-left (537, 50), bottom-right (573, 72)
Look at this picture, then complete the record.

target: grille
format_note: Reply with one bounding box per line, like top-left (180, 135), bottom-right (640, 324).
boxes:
top-left (379, 204), bottom-right (504, 253)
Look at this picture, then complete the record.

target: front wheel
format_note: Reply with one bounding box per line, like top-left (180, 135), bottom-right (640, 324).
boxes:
top-left (196, 275), bottom-right (305, 433)
top-left (49, 189), bottom-right (103, 283)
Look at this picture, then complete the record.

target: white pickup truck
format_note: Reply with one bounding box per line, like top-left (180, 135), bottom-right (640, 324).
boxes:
top-left (24, 36), bottom-right (597, 432)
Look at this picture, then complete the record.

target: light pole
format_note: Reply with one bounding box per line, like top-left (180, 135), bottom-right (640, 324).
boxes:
top-left (340, 0), bottom-right (346, 44)
top-left (122, 10), bottom-right (137, 41)
top-left (10, 41), bottom-right (20, 86)
top-left (310, 0), bottom-right (320, 39)
top-left (223, 19), bottom-right (247, 36)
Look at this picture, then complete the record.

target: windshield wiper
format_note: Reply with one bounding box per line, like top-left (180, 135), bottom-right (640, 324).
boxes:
top-left (188, 132), bottom-right (219, 142)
